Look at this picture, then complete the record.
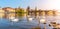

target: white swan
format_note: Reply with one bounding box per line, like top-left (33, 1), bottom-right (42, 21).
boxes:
top-left (9, 17), bottom-right (19, 22)
top-left (28, 17), bottom-right (33, 21)
top-left (11, 18), bottom-right (19, 22)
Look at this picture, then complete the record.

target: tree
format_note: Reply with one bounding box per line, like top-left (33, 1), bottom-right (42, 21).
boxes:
top-left (16, 8), bottom-right (25, 16)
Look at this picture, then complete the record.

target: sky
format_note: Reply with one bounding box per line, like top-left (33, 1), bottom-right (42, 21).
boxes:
top-left (0, 0), bottom-right (60, 10)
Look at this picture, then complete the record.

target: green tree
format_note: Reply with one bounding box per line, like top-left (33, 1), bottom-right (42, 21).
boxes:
top-left (16, 8), bottom-right (25, 16)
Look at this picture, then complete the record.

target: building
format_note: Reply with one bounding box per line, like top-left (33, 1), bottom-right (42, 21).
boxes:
top-left (0, 8), bottom-right (5, 18)
top-left (2, 7), bottom-right (16, 18)
top-left (47, 10), bottom-right (56, 16)
top-left (3, 7), bottom-right (15, 13)
top-left (55, 10), bottom-right (60, 16)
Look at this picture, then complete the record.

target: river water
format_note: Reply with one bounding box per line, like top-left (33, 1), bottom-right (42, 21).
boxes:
top-left (0, 13), bottom-right (60, 29)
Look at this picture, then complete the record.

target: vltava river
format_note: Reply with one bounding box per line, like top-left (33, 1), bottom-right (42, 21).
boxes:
top-left (0, 13), bottom-right (60, 29)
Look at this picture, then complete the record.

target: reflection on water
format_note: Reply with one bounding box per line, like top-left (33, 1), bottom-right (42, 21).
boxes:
top-left (0, 13), bottom-right (5, 18)
top-left (0, 13), bottom-right (60, 29)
